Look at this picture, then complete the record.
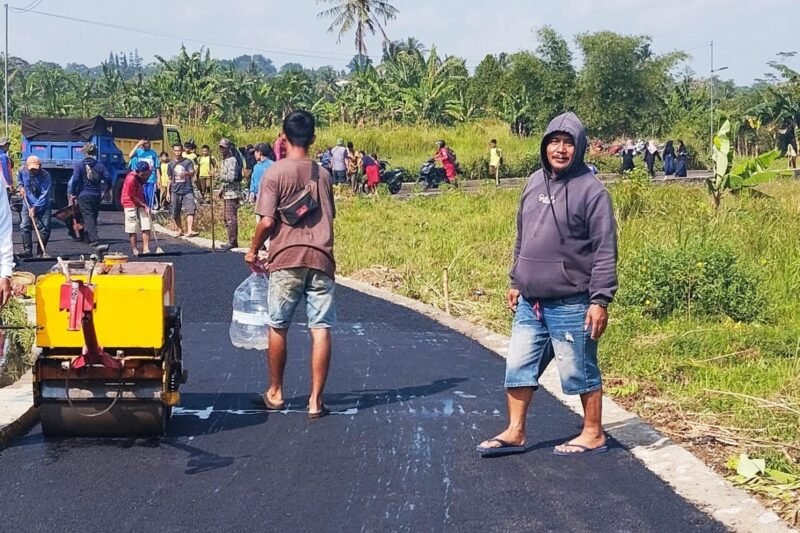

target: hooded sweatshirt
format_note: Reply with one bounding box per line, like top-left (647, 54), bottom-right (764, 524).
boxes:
top-left (509, 112), bottom-right (618, 304)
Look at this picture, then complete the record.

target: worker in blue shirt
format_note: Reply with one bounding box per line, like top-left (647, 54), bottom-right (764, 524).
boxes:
top-left (18, 155), bottom-right (52, 257)
top-left (0, 136), bottom-right (13, 189)
top-left (128, 137), bottom-right (159, 209)
top-left (248, 143), bottom-right (273, 207)
top-left (69, 143), bottom-right (111, 246)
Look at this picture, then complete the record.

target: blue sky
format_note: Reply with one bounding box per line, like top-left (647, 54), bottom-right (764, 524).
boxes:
top-left (7, 0), bottom-right (797, 85)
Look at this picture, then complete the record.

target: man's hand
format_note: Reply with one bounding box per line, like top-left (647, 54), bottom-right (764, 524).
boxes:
top-left (244, 249), bottom-right (267, 272)
top-left (0, 277), bottom-right (11, 308)
top-left (506, 289), bottom-right (520, 313)
top-left (584, 304), bottom-right (609, 340)
top-left (69, 194), bottom-right (77, 204)
top-left (166, 193), bottom-right (171, 203)
top-left (28, 207), bottom-right (35, 218)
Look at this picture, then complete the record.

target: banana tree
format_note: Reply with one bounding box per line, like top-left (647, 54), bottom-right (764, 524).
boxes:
top-left (709, 119), bottom-right (788, 211)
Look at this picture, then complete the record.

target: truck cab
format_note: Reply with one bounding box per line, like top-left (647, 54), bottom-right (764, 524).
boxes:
top-left (20, 116), bottom-right (182, 210)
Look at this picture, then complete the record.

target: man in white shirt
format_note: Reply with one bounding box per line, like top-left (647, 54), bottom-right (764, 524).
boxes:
top-left (0, 183), bottom-right (15, 306)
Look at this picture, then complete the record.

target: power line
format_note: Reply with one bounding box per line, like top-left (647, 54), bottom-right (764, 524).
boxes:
top-left (9, 6), bottom-right (383, 63)
top-left (14, 0), bottom-right (44, 13)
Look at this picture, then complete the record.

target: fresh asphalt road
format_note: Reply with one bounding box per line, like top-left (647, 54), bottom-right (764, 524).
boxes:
top-left (0, 212), bottom-right (726, 533)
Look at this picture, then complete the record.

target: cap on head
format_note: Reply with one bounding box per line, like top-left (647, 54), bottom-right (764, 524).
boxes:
top-left (135, 160), bottom-right (151, 174)
top-left (436, 140), bottom-right (446, 148)
top-left (83, 142), bottom-right (97, 156)
top-left (336, 138), bottom-right (344, 147)
top-left (26, 155), bottom-right (41, 170)
top-left (218, 138), bottom-right (233, 149)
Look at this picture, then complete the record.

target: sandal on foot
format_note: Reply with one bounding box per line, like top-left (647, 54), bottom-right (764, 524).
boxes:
top-left (185, 231), bottom-right (199, 238)
top-left (553, 442), bottom-right (608, 456)
top-left (261, 393), bottom-right (285, 411)
top-left (308, 404), bottom-right (331, 420)
top-left (476, 438), bottom-right (528, 458)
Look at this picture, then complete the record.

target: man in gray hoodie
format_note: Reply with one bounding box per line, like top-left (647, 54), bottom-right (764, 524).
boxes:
top-left (478, 112), bottom-right (618, 458)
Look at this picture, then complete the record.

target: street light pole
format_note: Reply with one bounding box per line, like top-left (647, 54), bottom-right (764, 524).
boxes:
top-left (709, 41), bottom-right (729, 155)
top-left (710, 40), bottom-right (714, 154)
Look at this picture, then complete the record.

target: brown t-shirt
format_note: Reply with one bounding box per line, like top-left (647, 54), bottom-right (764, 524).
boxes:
top-left (256, 158), bottom-right (336, 278)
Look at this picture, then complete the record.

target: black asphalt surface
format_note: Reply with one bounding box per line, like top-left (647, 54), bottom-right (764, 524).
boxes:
top-left (0, 212), bottom-right (726, 533)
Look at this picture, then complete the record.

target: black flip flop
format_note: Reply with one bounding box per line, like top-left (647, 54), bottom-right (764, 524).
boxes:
top-left (476, 438), bottom-right (528, 458)
top-left (308, 404), bottom-right (331, 420)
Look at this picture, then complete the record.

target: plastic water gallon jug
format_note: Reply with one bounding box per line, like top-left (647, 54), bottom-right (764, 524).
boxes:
top-left (229, 272), bottom-right (270, 350)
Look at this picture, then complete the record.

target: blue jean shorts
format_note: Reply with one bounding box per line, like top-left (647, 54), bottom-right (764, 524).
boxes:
top-left (505, 294), bottom-right (602, 395)
top-left (268, 268), bottom-right (336, 329)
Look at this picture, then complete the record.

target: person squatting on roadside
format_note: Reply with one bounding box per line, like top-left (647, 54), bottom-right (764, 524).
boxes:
top-left (477, 112), bottom-right (619, 458)
top-left (17, 155), bottom-right (52, 258)
top-left (167, 143), bottom-right (198, 238)
top-left (121, 161), bottom-right (153, 256)
top-left (218, 138), bottom-right (242, 251)
top-left (245, 110), bottom-right (337, 419)
top-left (69, 142), bottom-right (111, 247)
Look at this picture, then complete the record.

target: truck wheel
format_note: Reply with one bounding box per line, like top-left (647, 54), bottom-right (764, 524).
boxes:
top-left (112, 179), bottom-right (124, 211)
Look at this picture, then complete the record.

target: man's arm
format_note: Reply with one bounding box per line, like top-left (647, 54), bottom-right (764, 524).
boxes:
top-left (68, 164), bottom-right (80, 197)
top-left (128, 143), bottom-right (141, 160)
top-left (0, 154), bottom-right (12, 188)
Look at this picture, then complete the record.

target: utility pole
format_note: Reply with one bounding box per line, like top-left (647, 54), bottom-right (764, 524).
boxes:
top-left (4, 3), bottom-right (8, 138)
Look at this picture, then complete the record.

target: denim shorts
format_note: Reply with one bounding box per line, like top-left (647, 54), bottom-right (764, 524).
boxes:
top-left (505, 294), bottom-right (602, 395)
top-left (268, 268), bottom-right (336, 329)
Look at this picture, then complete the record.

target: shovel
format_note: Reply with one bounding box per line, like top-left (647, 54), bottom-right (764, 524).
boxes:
top-left (21, 194), bottom-right (55, 262)
top-left (138, 221), bottom-right (182, 258)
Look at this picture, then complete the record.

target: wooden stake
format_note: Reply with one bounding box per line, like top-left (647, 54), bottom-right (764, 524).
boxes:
top-left (443, 267), bottom-right (451, 315)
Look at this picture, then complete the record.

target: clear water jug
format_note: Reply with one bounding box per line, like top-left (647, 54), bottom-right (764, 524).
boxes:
top-left (229, 272), bottom-right (270, 350)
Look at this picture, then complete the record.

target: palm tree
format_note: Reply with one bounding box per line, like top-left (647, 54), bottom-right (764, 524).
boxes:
top-left (317, 0), bottom-right (398, 56)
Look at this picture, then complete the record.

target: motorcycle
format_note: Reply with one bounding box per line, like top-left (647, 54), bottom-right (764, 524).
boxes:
top-left (360, 160), bottom-right (406, 195)
top-left (417, 159), bottom-right (447, 189)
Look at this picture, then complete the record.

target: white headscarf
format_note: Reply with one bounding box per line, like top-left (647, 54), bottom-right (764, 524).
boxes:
top-left (647, 141), bottom-right (658, 154)
top-left (625, 140), bottom-right (635, 151)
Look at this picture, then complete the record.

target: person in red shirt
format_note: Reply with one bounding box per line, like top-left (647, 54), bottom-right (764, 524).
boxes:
top-left (360, 151), bottom-right (380, 192)
top-left (121, 161), bottom-right (153, 256)
top-left (434, 140), bottom-right (458, 183)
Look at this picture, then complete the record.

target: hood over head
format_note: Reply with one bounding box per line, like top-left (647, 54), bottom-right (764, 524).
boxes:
top-left (540, 112), bottom-right (588, 179)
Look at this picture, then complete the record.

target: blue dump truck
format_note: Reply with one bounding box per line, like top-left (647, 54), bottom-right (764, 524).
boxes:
top-left (20, 116), bottom-right (182, 209)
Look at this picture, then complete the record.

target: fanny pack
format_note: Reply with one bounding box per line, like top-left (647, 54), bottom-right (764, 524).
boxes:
top-left (277, 163), bottom-right (320, 226)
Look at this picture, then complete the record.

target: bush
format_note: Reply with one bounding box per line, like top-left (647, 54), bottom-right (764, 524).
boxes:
top-left (610, 168), bottom-right (651, 220)
top-left (618, 242), bottom-right (767, 322)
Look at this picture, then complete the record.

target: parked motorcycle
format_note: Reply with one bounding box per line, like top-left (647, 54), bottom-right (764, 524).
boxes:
top-left (418, 159), bottom-right (447, 189)
top-left (361, 160), bottom-right (406, 194)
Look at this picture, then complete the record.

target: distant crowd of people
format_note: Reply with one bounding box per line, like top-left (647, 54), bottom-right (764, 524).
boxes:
top-left (619, 139), bottom-right (689, 178)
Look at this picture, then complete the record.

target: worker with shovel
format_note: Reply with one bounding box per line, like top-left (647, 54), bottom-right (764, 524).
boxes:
top-left (17, 155), bottom-right (52, 258)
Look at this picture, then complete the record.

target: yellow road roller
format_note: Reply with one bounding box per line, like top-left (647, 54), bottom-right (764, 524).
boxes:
top-left (32, 254), bottom-right (186, 436)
